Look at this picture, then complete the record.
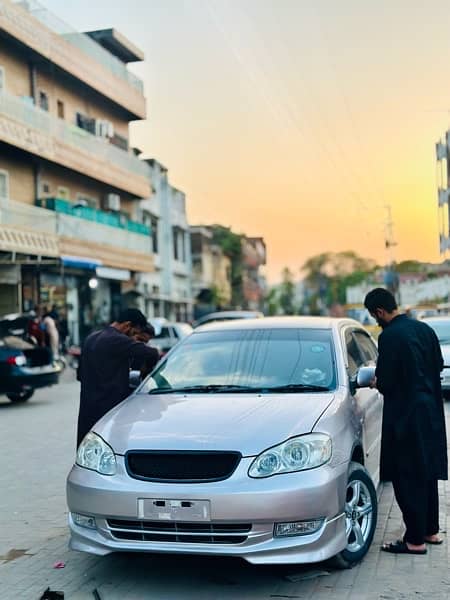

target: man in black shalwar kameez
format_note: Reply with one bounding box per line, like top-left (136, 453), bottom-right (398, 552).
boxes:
top-left (76, 309), bottom-right (160, 447)
top-left (364, 288), bottom-right (448, 555)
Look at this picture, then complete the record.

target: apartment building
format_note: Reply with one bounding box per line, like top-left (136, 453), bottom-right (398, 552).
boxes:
top-left (0, 0), bottom-right (152, 341)
top-left (241, 236), bottom-right (267, 311)
top-left (136, 160), bottom-right (193, 322)
top-left (190, 226), bottom-right (232, 319)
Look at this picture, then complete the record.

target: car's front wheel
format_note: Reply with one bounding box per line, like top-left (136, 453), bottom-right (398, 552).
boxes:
top-left (328, 461), bottom-right (377, 569)
top-left (6, 389), bottom-right (34, 403)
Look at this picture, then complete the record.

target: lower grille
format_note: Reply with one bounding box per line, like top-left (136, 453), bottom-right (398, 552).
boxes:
top-left (125, 451), bottom-right (242, 482)
top-left (107, 519), bottom-right (251, 544)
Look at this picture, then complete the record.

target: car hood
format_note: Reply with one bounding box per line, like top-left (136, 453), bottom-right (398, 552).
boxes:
top-left (441, 344), bottom-right (450, 366)
top-left (94, 392), bottom-right (335, 456)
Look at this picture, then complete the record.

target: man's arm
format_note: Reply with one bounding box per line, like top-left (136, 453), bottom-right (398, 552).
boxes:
top-left (375, 331), bottom-right (399, 395)
top-left (112, 334), bottom-right (160, 373)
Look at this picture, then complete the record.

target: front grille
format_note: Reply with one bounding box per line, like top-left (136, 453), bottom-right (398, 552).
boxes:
top-left (107, 519), bottom-right (251, 544)
top-left (125, 451), bottom-right (242, 482)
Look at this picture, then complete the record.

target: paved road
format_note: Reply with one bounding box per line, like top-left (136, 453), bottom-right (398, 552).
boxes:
top-left (0, 372), bottom-right (449, 599)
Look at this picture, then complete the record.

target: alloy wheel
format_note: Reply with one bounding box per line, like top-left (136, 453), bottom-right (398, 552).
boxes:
top-left (345, 479), bottom-right (373, 553)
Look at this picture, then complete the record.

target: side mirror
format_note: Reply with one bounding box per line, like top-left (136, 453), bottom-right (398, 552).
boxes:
top-left (356, 366), bottom-right (376, 388)
top-left (129, 370), bottom-right (142, 390)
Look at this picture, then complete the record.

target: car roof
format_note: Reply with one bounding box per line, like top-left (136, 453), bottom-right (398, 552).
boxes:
top-left (193, 315), bottom-right (362, 332)
top-left (198, 310), bottom-right (263, 319)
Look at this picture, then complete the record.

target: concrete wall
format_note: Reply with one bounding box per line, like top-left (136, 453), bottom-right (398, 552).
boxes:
top-left (0, 150), bottom-right (35, 203)
top-left (36, 67), bottom-right (129, 139)
top-left (0, 41), bottom-right (30, 97)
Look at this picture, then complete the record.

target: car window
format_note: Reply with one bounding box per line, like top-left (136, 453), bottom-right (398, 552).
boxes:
top-left (345, 330), bottom-right (364, 375)
top-left (353, 330), bottom-right (378, 364)
top-left (425, 320), bottom-right (450, 344)
top-left (141, 328), bottom-right (337, 392)
top-left (154, 326), bottom-right (171, 339)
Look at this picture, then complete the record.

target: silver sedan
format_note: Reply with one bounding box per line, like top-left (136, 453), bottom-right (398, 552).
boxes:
top-left (422, 316), bottom-right (450, 398)
top-left (67, 317), bottom-right (383, 567)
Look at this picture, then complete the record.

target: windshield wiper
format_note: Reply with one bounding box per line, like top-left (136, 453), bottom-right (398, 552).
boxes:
top-left (148, 384), bottom-right (259, 395)
top-left (261, 383), bottom-right (331, 393)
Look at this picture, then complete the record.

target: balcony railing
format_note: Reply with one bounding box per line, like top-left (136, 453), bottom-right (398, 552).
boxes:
top-left (0, 91), bottom-right (149, 180)
top-left (38, 198), bottom-right (151, 237)
top-left (0, 198), bottom-right (152, 256)
top-left (58, 214), bottom-right (151, 256)
top-left (12, 0), bottom-right (143, 93)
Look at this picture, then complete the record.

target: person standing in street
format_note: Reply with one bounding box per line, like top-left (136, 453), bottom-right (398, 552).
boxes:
top-left (76, 308), bottom-right (160, 447)
top-left (364, 288), bottom-right (448, 555)
top-left (42, 306), bottom-right (60, 360)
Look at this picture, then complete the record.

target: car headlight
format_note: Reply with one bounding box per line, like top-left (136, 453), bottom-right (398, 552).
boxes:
top-left (76, 432), bottom-right (116, 476)
top-left (248, 433), bottom-right (332, 478)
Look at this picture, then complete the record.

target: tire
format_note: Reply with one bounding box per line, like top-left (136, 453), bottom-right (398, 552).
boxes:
top-left (328, 461), bottom-right (378, 569)
top-left (6, 389), bottom-right (34, 403)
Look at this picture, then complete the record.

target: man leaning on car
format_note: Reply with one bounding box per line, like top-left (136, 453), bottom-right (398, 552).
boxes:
top-left (76, 309), bottom-right (160, 447)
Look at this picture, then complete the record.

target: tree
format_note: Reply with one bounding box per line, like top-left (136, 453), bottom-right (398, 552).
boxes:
top-left (301, 251), bottom-right (378, 310)
top-left (278, 267), bottom-right (296, 315)
top-left (211, 225), bottom-right (244, 307)
top-left (265, 287), bottom-right (279, 316)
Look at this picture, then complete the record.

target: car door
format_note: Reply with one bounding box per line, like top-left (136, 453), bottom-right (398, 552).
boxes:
top-left (352, 329), bottom-right (383, 484)
top-left (344, 328), bottom-right (382, 486)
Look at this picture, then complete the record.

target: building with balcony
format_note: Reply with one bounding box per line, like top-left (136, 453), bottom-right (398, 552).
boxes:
top-left (190, 226), bottom-right (232, 319)
top-left (241, 236), bottom-right (267, 311)
top-left (0, 0), bottom-right (153, 340)
top-left (136, 160), bottom-right (193, 322)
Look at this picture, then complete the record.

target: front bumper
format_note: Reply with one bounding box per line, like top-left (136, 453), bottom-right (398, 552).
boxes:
top-left (67, 457), bottom-right (348, 564)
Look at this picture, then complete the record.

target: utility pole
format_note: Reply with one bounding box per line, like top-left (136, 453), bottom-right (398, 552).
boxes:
top-left (383, 204), bottom-right (399, 301)
top-left (437, 131), bottom-right (450, 257)
top-left (384, 204), bottom-right (397, 264)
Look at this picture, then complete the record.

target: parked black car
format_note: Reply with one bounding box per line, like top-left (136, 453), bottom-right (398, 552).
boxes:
top-left (0, 313), bottom-right (63, 403)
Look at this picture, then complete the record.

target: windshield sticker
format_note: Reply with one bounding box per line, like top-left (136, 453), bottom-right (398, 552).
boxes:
top-left (311, 345), bottom-right (325, 353)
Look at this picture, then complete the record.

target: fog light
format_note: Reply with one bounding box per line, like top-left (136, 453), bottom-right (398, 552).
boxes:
top-left (72, 512), bottom-right (96, 530)
top-left (274, 519), bottom-right (324, 537)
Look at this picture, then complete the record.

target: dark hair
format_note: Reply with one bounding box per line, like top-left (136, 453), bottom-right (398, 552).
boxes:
top-left (117, 308), bottom-right (148, 329)
top-left (364, 288), bottom-right (397, 313)
top-left (142, 323), bottom-right (155, 336)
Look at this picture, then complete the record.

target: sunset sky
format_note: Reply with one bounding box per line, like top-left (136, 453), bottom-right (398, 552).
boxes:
top-left (44, 0), bottom-right (450, 282)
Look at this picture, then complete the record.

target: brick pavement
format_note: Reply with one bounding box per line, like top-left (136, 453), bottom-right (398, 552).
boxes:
top-left (0, 375), bottom-right (449, 599)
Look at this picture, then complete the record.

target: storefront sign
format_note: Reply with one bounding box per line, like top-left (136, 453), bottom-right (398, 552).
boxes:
top-left (96, 266), bottom-right (131, 281)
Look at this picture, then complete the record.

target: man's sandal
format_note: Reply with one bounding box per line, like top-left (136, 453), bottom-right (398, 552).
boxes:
top-left (381, 541), bottom-right (427, 555)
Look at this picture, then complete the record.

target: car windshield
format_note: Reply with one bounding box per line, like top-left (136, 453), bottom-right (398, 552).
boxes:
top-left (139, 328), bottom-right (336, 394)
top-left (426, 321), bottom-right (450, 344)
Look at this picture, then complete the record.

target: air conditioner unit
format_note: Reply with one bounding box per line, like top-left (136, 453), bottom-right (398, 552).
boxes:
top-left (103, 193), bottom-right (121, 211)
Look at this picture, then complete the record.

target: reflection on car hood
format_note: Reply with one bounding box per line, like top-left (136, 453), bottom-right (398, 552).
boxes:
top-left (94, 392), bottom-right (335, 455)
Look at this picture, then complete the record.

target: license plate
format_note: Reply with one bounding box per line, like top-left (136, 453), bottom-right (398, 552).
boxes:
top-left (138, 498), bottom-right (211, 522)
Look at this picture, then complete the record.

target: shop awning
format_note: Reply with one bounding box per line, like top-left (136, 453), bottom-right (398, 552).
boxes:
top-left (62, 255), bottom-right (102, 270)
